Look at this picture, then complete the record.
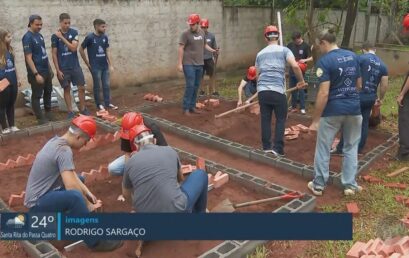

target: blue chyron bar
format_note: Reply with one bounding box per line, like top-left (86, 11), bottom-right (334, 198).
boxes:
top-left (0, 213), bottom-right (352, 241)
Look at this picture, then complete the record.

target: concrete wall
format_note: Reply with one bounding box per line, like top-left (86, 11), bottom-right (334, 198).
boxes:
top-left (0, 0), bottom-right (273, 89)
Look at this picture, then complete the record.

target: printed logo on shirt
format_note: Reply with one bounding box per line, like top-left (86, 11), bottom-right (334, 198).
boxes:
top-left (68, 34), bottom-right (72, 39)
top-left (6, 59), bottom-right (13, 68)
top-left (344, 78), bottom-right (352, 86)
top-left (62, 45), bottom-right (72, 56)
top-left (344, 66), bottom-right (357, 76)
top-left (103, 38), bottom-right (106, 43)
top-left (40, 36), bottom-right (43, 41)
top-left (41, 46), bottom-right (48, 59)
top-left (96, 45), bottom-right (106, 57)
top-left (93, 39), bottom-right (96, 44)
top-left (193, 35), bottom-right (203, 40)
top-left (316, 68), bottom-right (323, 77)
top-left (336, 55), bottom-right (354, 63)
top-left (299, 50), bottom-right (304, 55)
top-left (5, 58), bottom-right (15, 73)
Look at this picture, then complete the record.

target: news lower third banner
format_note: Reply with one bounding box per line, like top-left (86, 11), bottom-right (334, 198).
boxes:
top-left (0, 213), bottom-right (352, 241)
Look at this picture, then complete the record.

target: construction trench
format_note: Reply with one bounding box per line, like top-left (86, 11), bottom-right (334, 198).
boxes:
top-left (0, 97), bottom-right (397, 258)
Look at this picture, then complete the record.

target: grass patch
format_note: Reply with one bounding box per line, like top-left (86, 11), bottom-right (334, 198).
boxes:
top-left (247, 245), bottom-right (271, 258)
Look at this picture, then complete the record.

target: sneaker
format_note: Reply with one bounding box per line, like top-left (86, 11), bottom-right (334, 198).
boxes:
top-left (2, 128), bottom-right (11, 134)
top-left (199, 90), bottom-right (206, 96)
top-left (212, 91), bottom-right (220, 97)
top-left (98, 105), bottom-right (106, 111)
top-left (264, 149), bottom-right (284, 157)
top-left (108, 104), bottom-right (118, 110)
top-left (330, 148), bottom-right (343, 156)
top-left (67, 111), bottom-right (76, 119)
top-left (10, 126), bottom-right (20, 132)
top-left (91, 240), bottom-right (123, 252)
top-left (344, 186), bottom-right (363, 196)
top-left (307, 181), bottom-right (323, 196)
top-left (300, 109), bottom-right (306, 115)
top-left (80, 108), bottom-right (91, 116)
top-left (45, 111), bottom-right (55, 121)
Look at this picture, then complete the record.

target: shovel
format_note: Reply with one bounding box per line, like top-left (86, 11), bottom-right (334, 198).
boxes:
top-left (211, 191), bottom-right (304, 213)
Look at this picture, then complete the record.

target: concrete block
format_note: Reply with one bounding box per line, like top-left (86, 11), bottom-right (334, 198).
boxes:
top-left (28, 124), bottom-right (53, 135)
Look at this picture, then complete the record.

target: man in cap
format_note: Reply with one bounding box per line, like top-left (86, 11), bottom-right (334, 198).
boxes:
top-left (24, 115), bottom-right (123, 251)
top-left (22, 15), bottom-right (55, 124)
top-left (177, 14), bottom-right (219, 116)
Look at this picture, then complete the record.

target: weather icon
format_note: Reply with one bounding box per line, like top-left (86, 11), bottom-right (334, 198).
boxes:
top-left (6, 214), bottom-right (25, 229)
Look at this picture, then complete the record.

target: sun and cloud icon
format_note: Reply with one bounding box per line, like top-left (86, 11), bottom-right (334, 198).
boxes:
top-left (6, 214), bottom-right (25, 229)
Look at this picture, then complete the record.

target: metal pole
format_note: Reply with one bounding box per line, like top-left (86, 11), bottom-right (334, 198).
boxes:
top-left (277, 11), bottom-right (284, 46)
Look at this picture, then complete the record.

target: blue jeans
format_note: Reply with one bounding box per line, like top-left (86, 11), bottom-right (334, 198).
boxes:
top-left (91, 68), bottom-right (110, 107)
top-left (182, 65), bottom-right (203, 111)
top-left (290, 74), bottom-right (305, 109)
top-left (258, 91), bottom-right (287, 153)
top-left (108, 155), bottom-right (126, 176)
top-left (180, 169), bottom-right (208, 213)
top-left (313, 115), bottom-right (362, 190)
top-left (336, 99), bottom-right (375, 153)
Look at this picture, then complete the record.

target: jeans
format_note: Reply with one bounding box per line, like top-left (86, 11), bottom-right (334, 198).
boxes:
top-left (108, 155), bottom-right (126, 176)
top-left (0, 84), bottom-right (17, 129)
top-left (29, 189), bottom-right (98, 247)
top-left (180, 169), bottom-right (208, 213)
top-left (289, 74), bottom-right (305, 109)
top-left (28, 72), bottom-right (53, 120)
top-left (399, 87), bottom-right (409, 157)
top-left (182, 65), bottom-right (203, 111)
top-left (91, 68), bottom-right (110, 107)
top-left (313, 115), bottom-right (362, 190)
top-left (336, 99), bottom-right (375, 153)
top-left (258, 91), bottom-right (287, 153)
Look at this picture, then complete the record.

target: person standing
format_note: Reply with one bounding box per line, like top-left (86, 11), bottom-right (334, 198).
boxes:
top-left (177, 14), bottom-right (219, 116)
top-left (249, 25), bottom-right (306, 156)
top-left (0, 29), bottom-right (21, 134)
top-left (287, 31), bottom-right (313, 114)
top-left (199, 18), bottom-right (219, 97)
top-left (79, 19), bottom-right (118, 111)
top-left (332, 41), bottom-right (388, 155)
top-left (308, 28), bottom-right (362, 196)
top-left (22, 15), bottom-right (55, 125)
top-left (52, 13), bottom-right (90, 119)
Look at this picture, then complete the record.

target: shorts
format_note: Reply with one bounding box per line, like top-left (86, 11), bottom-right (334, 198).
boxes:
top-left (59, 67), bottom-right (86, 89)
top-left (203, 58), bottom-right (215, 77)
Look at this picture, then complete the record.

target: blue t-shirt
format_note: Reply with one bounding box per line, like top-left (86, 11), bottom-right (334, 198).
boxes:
top-left (315, 48), bottom-right (361, 117)
top-left (22, 31), bottom-right (49, 75)
top-left (358, 53), bottom-right (388, 101)
top-left (81, 33), bottom-right (109, 70)
top-left (51, 28), bottom-right (81, 71)
top-left (255, 44), bottom-right (294, 94)
top-left (0, 51), bottom-right (17, 86)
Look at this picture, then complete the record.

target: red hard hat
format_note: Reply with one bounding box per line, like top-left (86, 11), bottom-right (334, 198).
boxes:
top-left (247, 66), bottom-right (257, 80)
top-left (120, 112), bottom-right (144, 140)
top-left (200, 19), bottom-right (209, 28)
top-left (72, 115), bottom-right (97, 139)
top-left (298, 62), bottom-right (307, 73)
top-left (188, 14), bottom-right (200, 25)
top-left (403, 14), bottom-right (409, 29)
top-left (264, 25), bottom-right (279, 36)
top-left (129, 124), bottom-right (152, 151)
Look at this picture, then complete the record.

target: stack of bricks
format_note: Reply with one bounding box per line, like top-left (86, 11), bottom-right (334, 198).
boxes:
top-left (8, 191), bottom-right (25, 207)
top-left (361, 175), bottom-right (407, 190)
top-left (0, 154), bottom-right (36, 171)
top-left (208, 171), bottom-right (229, 189)
top-left (143, 93), bottom-right (163, 102)
top-left (204, 99), bottom-right (220, 107)
top-left (346, 236), bottom-right (409, 257)
top-left (196, 102), bottom-right (206, 109)
top-left (96, 110), bottom-right (118, 123)
top-left (79, 131), bottom-right (120, 152)
top-left (81, 165), bottom-right (110, 185)
top-left (284, 124), bottom-right (308, 140)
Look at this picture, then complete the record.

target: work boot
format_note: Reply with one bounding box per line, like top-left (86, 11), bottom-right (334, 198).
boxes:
top-left (90, 240), bottom-right (123, 252)
top-left (45, 111), bottom-right (56, 121)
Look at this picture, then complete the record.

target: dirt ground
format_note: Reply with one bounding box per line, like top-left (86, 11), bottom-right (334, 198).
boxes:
top-left (147, 99), bottom-right (391, 173)
top-left (0, 128), bottom-right (290, 258)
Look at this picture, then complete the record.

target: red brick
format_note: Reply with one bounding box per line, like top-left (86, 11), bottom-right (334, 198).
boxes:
top-left (5, 159), bottom-right (17, 169)
top-left (368, 238), bottom-right (384, 255)
top-left (96, 110), bottom-right (109, 117)
top-left (383, 183), bottom-right (407, 190)
top-left (181, 165), bottom-right (196, 175)
top-left (8, 191), bottom-right (25, 207)
top-left (285, 134), bottom-right (299, 140)
top-left (284, 128), bottom-right (292, 136)
top-left (346, 241), bottom-right (367, 258)
top-left (16, 156), bottom-right (26, 166)
top-left (378, 244), bottom-right (395, 257)
top-left (291, 125), bottom-right (301, 131)
top-left (296, 124), bottom-right (309, 133)
top-left (346, 202), bottom-right (360, 216)
top-left (196, 103), bottom-right (205, 109)
top-left (362, 175), bottom-right (383, 184)
top-left (393, 236), bottom-right (409, 254)
top-left (389, 253), bottom-right (402, 258)
top-left (196, 157), bottom-right (206, 170)
top-left (358, 239), bottom-right (374, 256)
top-left (395, 195), bottom-right (408, 204)
top-left (213, 172), bottom-right (229, 188)
top-left (26, 154), bottom-right (36, 164)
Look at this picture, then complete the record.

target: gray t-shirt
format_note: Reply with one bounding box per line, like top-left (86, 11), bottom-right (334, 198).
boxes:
top-left (179, 29), bottom-right (205, 65)
top-left (24, 136), bottom-right (75, 208)
top-left (255, 44), bottom-right (294, 94)
top-left (203, 32), bottom-right (217, 60)
top-left (123, 144), bottom-right (188, 212)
